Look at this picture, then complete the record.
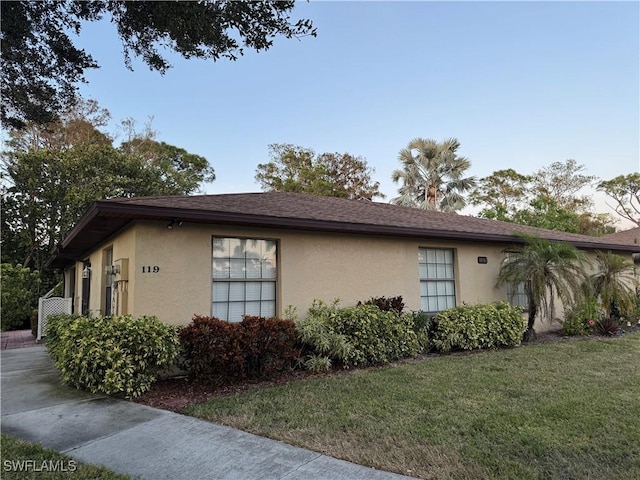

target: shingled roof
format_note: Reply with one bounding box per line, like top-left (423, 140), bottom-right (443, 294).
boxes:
top-left (601, 227), bottom-right (640, 246)
top-left (48, 192), bottom-right (640, 268)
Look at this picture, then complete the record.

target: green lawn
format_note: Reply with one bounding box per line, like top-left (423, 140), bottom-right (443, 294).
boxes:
top-left (0, 434), bottom-right (130, 480)
top-left (187, 333), bottom-right (640, 480)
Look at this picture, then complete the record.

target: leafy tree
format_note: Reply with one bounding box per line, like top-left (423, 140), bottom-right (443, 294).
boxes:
top-left (472, 160), bottom-right (615, 235)
top-left (511, 197), bottom-right (615, 236)
top-left (1, 103), bottom-right (215, 272)
top-left (255, 144), bottom-right (384, 200)
top-left (1, 1), bottom-right (316, 129)
top-left (1, 264), bottom-right (40, 331)
top-left (588, 251), bottom-right (637, 318)
top-left (598, 173), bottom-right (640, 227)
top-left (496, 235), bottom-right (587, 341)
top-left (391, 138), bottom-right (476, 212)
top-left (469, 168), bottom-right (532, 220)
top-left (531, 159), bottom-right (596, 211)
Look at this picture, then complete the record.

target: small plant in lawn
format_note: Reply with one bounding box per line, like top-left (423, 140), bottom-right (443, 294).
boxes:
top-left (595, 317), bottom-right (622, 337)
top-left (562, 296), bottom-right (604, 336)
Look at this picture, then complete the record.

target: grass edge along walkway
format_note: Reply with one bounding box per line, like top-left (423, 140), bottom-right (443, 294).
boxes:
top-left (0, 434), bottom-right (131, 480)
top-left (187, 333), bottom-right (640, 480)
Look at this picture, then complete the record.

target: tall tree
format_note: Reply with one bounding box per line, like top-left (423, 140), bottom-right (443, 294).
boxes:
top-left (1, 104), bottom-right (215, 272)
top-left (471, 160), bottom-right (615, 236)
top-left (1, 1), bottom-right (316, 129)
top-left (598, 173), bottom-right (640, 227)
top-left (391, 138), bottom-right (476, 212)
top-left (255, 144), bottom-right (384, 200)
top-left (469, 168), bottom-right (532, 221)
top-left (496, 235), bottom-right (587, 341)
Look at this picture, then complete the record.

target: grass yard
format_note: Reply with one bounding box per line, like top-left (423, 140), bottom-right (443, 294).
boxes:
top-left (0, 434), bottom-right (130, 480)
top-left (187, 333), bottom-right (640, 480)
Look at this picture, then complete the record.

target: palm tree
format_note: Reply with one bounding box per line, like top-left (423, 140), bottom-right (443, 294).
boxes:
top-left (496, 235), bottom-right (587, 341)
top-left (590, 251), bottom-right (637, 318)
top-left (391, 138), bottom-right (476, 212)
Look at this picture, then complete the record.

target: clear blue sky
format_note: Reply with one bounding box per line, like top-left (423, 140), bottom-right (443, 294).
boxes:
top-left (72, 1), bottom-right (638, 214)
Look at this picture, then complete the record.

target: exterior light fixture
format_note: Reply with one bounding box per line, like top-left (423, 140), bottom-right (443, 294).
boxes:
top-left (167, 218), bottom-right (183, 229)
top-left (82, 265), bottom-right (92, 279)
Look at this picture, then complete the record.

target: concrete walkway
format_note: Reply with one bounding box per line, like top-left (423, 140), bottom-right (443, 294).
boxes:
top-left (1, 346), bottom-right (415, 480)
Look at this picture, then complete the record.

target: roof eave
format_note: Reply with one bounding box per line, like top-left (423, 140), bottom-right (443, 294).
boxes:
top-left (47, 202), bottom-right (640, 269)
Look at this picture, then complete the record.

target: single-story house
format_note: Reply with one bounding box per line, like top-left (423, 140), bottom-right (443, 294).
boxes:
top-left (47, 192), bottom-right (640, 330)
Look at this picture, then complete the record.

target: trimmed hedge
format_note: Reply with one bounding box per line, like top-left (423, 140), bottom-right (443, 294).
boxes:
top-left (44, 314), bottom-right (180, 398)
top-left (431, 302), bottom-right (526, 352)
top-left (299, 300), bottom-right (427, 368)
top-left (179, 315), bottom-right (300, 382)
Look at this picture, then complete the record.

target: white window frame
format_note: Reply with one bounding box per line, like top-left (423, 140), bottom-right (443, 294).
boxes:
top-left (419, 247), bottom-right (456, 313)
top-left (504, 253), bottom-right (529, 311)
top-left (211, 237), bottom-right (278, 322)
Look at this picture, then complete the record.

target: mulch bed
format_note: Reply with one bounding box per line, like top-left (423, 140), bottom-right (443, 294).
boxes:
top-left (134, 325), bottom-right (640, 414)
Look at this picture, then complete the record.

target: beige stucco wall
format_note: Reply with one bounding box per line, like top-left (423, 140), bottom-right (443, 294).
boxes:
top-left (68, 220), bottom-right (636, 333)
top-left (66, 225), bottom-right (137, 316)
top-left (84, 222), bottom-right (523, 327)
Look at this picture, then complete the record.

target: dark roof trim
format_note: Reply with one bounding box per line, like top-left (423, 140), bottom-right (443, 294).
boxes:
top-left (47, 200), bottom-right (640, 269)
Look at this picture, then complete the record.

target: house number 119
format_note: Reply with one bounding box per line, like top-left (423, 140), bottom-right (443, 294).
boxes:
top-left (142, 266), bottom-right (160, 273)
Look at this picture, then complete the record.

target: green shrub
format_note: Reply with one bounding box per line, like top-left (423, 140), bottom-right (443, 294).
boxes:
top-left (44, 314), bottom-right (180, 398)
top-left (303, 354), bottom-right (333, 373)
top-left (296, 300), bottom-right (352, 369)
top-left (431, 302), bottom-right (526, 353)
top-left (1, 264), bottom-right (40, 331)
top-left (299, 299), bottom-right (427, 368)
top-left (179, 315), bottom-right (299, 382)
top-left (562, 296), bottom-right (603, 336)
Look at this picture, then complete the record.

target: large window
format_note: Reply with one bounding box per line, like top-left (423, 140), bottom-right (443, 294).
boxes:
top-left (506, 281), bottom-right (529, 309)
top-left (212, 237), bottom-right (277, 322)
top-left (419, 248), bottom-right (456, 312)
top-left (504, 253), bottom-right (529, 310)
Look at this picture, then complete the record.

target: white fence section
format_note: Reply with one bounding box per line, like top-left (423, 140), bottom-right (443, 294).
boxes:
top-left (37, 297), bottom-right (72, 341)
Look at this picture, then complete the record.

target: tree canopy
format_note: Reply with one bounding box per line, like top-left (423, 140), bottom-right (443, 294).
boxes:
top-left (391, 138), bottom-right (476, 212)
top-left (598, 173), bottom-right (640, 227)
top-left (1, 102), bottom-right (215, 272)
top-left (1, 1), bottom-right (316, 129)
top-left (255, 144), bottom-right (384, 200)
top-left (471, 160), bottom-right (615, 236)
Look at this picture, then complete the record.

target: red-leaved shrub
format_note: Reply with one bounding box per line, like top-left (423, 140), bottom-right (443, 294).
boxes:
top-left (179, 315), bottom-right (300, 383)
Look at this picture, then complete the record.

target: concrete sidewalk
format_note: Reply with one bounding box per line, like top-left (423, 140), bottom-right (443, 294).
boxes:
top-left (1, 346), bottom-right (415, 480)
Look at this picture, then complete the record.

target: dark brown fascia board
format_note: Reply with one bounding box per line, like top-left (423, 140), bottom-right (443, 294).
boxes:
top-left (84, 201), bottom-right (640, 254)
top-left (59, 203), bottom-right (101, 249)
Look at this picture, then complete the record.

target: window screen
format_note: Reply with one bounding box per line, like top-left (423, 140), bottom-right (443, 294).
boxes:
top-left (419, 248), bottom-right (456, 312)
top-left (212, 237), bottom-right (277, 322)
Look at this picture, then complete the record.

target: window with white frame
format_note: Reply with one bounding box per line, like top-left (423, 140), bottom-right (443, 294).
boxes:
top-left (419, 248), bottom-right (456, 312)
top-left (212, 237), bottom-right (277, 322)
top-left (504, 253), bottom-right (529, 310)
top-left (506, 281), bottom-right (529, 309)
